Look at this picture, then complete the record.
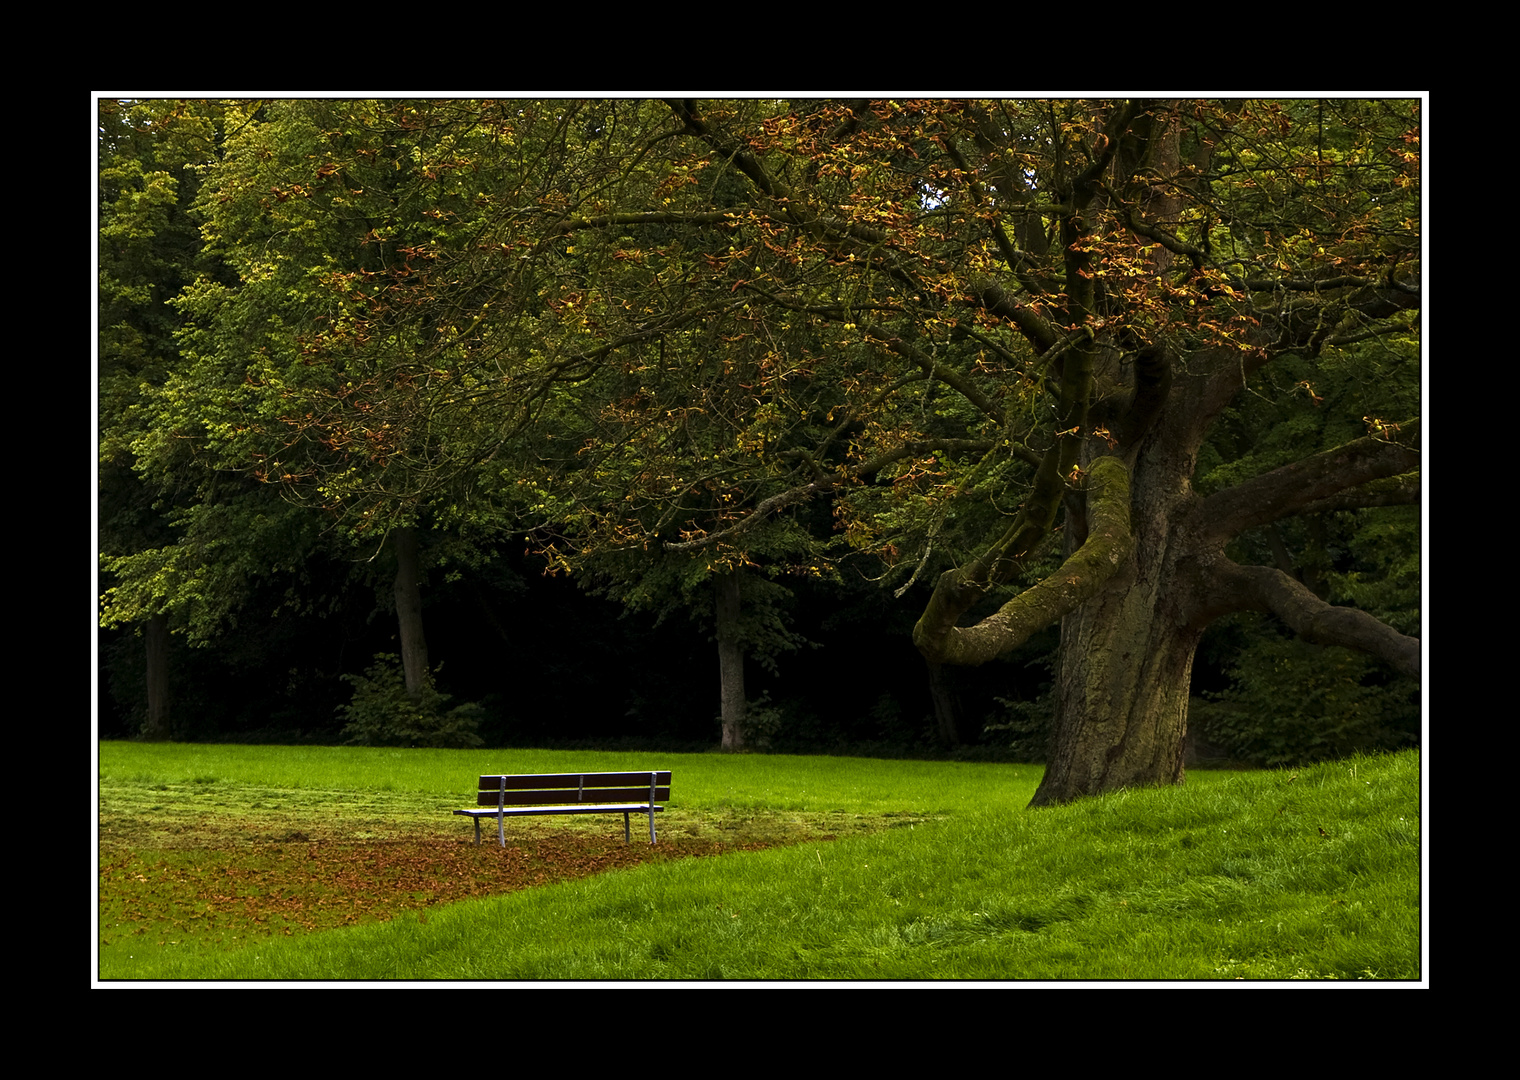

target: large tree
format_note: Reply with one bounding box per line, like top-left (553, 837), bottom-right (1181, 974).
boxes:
top-left (556, 99), bottom-right (1420, 801)
top-left (160, 100), bottom-right (1421, 795)
top-left (506, 99), bottom-right (1421, 802)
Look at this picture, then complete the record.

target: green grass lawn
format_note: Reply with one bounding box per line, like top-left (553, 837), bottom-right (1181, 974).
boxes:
top-left (96, 744), bottom-right (1422, 982)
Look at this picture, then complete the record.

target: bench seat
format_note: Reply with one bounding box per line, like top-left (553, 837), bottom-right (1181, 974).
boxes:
top-left (455, 771), bottom-right (671, 846)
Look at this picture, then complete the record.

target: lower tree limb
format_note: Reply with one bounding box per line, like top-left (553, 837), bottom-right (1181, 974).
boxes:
top-left (1221, 560), bottom-right (1421, 680)
top-left (916, 456), bottom-right (1133, 666)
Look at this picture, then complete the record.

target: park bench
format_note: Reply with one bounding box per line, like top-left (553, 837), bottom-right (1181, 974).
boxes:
top-left (455, 771), bottom-right (671, 847)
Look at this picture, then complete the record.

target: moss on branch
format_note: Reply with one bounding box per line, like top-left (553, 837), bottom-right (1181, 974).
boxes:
top-left (915, 456), bottom-right (1133, 666)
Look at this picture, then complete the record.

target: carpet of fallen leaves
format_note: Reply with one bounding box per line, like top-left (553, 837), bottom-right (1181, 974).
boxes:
top-left (99, 827), bottom-right (779, 947)
top-left (97, 779), bottom-right (875, 956)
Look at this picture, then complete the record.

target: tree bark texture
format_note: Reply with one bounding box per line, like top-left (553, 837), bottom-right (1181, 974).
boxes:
top-left (1037, 575), bottom-right (1200, 806)
top-left (392, 527), bottom-right (430, 702)
top-left (715, 570), bottom-right (746, 751)
top-left (1029, 393), bottom-right (1201, 805)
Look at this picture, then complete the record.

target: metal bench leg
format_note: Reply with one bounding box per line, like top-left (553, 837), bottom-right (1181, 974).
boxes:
top-left (498, 812), bottom-right (506, 848)
top-left (624, 812), bottom-right (631, 844)
top-left (649, 808), bottom-right (657, 845)
top-left (474, 817), bottom-right (481, 846)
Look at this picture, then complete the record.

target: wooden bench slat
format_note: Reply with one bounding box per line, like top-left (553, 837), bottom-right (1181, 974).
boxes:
top-left (456, 805), bottom-right (666, 818)
top-left (477, 772), bottom-right (672, 791)
top-left (474, 787), bottom-right (671, 807)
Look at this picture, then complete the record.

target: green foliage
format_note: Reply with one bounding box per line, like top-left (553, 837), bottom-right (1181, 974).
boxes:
top-left (337, 654), bottom-right (483, 749)
top-left (1189, 320), bottom-right (1420, 766)
top-left (735, 693), bottom-right (788, 750)
top-left (99, 99), bottom-right (1421, 789)
top-left (160, 99), bottom-right (645, 543)
top-left (98, 99), bottom-right (342, 654)
top-left (987, 692), bottom-right (1054, 762)
top-left (100, 494), bottom-right (332, 641)
top-left (1324, 508), bottom-right (1420, 635)
top-left (1193, 623), bottom-right (1418, 767)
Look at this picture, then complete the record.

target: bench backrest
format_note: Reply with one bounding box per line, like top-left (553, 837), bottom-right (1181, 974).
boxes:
top-left (472, 771), bottom-right (672, 809)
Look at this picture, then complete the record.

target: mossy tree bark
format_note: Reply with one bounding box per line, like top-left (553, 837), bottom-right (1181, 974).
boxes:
top-left (914, 345), bottom-right (1421, 807)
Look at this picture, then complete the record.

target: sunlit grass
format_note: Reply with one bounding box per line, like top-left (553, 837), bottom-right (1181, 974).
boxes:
top-left (97, 742), bottom-right (1042, 816)
top-left (98, 745), bottom-right (1420, 981)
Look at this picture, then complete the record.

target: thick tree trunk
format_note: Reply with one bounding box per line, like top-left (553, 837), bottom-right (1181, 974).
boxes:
top-left (1025, 356), bottom-right (1421, 805)
top-left (1031, 572), bottom-right (1200, 806)
top-left (1027, 373), bottom-right (1209, 807)
top-left (392, 527), bottom-right (430, 702)
top-left (715, 570), bottom-right (746, 751)
top-left (142, 612), bottom-right (172, 740)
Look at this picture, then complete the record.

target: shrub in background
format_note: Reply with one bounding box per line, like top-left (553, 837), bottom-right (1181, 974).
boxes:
top-left (987, 692), bottom-right (1052, 762)
top-left (1191, 633), bottom-right (1417, 767)
top-left (337, 653), bottom-right (484, 749)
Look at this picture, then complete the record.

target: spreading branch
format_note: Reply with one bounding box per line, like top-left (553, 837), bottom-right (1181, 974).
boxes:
top-left (662, 439), bottom-right (996, 553)
top-left (1215, 560), bottom-right (1421, 680)
top-left (1193, 420), bottom-right (1420, 548)
top-left (1295, 472), bottom-right (1420, 515)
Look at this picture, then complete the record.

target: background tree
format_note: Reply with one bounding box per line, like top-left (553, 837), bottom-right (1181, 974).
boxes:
top-left (153, 100), bottom-right (554, 702)
top-left (100, 101), bottom-right (453, 743)
top-left (165, 100), bottom-right (836, 747)
top-left (98, 98), bottom-right (266, 738)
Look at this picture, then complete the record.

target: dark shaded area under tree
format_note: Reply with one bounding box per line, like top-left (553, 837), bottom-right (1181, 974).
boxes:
top-left (97, 546), bottom-right (1061, 756)
top-left (99, 535), bottom-right (1413, 762)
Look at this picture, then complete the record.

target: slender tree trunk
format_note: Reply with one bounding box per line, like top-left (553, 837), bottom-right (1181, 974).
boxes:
top-left (392, 526), bottom-right (430, 701)
top-left (927, 660), bottom-right (963, 748)
top-left (142, 612), bottom-right (172, 740)
top-left (715, 570), bottom-right (746, 751)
